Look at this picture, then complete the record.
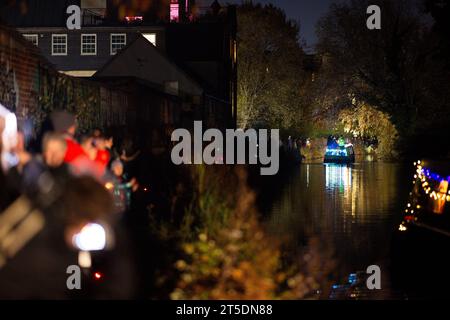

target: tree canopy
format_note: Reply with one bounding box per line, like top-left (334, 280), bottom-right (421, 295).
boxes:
top-left (237, 2), bottom-right (306, 130)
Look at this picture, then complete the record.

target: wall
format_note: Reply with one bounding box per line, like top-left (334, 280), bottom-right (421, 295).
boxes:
top-left (0, 23), bottom-right (127, 136)
top-left (16, 27), bottom-right (165, 72)
top-left (0, 25), bottom-right (40, 119)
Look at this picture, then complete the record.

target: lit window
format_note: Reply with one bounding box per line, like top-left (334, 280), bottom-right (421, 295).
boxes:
top-left (170, 0), bottom-right (179, 22)
top-left (23, 34), bottom-right (38, 46)
top-left (143, 33), bottom-right (156, 46)
top-left (111, 33), bottom-right (126, 55)
top-left (81, 34), bottom-right (97, 55)
top-left (52, 34), bottom-right (67, 56)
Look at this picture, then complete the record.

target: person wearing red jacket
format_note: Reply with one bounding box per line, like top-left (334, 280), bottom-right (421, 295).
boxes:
top-left (94, 136), bottom-right (111, 171)
top-left (50, 110), bottom-right (86, 165)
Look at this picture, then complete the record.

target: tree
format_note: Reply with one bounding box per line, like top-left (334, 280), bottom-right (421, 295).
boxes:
top-left (339, 102), bottom-right (398, 159)
top-left (314, 0), bottom-right (450, 156)
top-left (237, 2), bottom-right (306, 129)
top-left (317, 0), bottom-right (425, 131)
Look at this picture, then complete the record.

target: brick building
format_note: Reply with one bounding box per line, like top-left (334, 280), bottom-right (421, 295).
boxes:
top-left (0, 0), bottom-right (237, 128)
top-left (0, 23), bottom-right (128, 136)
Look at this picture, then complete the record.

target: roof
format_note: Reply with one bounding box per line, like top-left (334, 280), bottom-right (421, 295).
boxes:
top-left (94, 34), bottom-right (203, 97)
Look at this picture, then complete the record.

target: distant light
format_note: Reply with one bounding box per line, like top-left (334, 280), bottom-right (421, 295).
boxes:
top-left (125, 16), bottom-right (143, 22)
top-left (73, 223), bottom-right (106, 251)
top-left (94, 272), bottom-right (103, 280)
top-left (399, 224), bottom-right (407, 232)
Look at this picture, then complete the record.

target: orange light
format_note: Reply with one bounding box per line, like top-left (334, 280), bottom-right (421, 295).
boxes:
top-left (105, 182), bottom-right (114, 190)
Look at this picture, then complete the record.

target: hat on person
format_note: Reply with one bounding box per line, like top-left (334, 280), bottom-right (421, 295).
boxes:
top-left (50, 110), bottom-right (76, 133)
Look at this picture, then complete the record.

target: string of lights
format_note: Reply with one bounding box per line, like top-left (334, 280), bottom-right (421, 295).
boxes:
top-left (403, 161), bottom-right (450, 218)
top-left (399, 160), bottom-right (450, 231)
top-left (414, 161), bottom-right (450, 202)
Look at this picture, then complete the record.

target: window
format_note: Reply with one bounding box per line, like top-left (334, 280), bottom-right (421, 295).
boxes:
top-left (111, 34), bottom-right (126, 55)
top-left (52, 34), bottom-right (67, 56)
top-left (81, 34), bottom-right (97, 55)
top-left (23, 34), bottom-right (38, 46)
top-left (143, 33), bottom-right (156, 46)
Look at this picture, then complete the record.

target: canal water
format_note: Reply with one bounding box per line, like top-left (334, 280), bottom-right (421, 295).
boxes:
top-left (262, 162), bottom-right (412, 299)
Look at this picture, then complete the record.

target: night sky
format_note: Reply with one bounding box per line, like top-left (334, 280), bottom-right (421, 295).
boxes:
top-left (231, 0), bottom-right (336, 51)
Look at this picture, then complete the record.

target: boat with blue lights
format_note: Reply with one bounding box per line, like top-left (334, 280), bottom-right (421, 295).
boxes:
top-left (324, 143), bottom-right (355, 164)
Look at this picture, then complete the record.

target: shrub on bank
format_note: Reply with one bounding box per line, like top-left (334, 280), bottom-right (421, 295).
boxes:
top-left (151, 165), bottom-right (337, 300)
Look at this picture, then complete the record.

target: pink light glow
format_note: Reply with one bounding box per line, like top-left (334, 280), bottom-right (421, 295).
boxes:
top-left (170, 4), bottom-right (179, 21)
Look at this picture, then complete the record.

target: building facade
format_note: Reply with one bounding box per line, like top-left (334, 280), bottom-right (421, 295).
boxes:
top-left (1, 0), bottom-right (237, 135)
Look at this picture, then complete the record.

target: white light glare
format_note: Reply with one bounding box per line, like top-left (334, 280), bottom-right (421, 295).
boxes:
top-left (73, 223), bottom-right (106, 251)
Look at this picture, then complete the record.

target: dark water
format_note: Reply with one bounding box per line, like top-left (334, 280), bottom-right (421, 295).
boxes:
top-left (263, 162), bottom-right (412, 299)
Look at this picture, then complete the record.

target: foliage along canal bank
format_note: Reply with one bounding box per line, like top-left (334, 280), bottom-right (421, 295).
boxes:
top-left (143, 163), bottom-right (336, 300)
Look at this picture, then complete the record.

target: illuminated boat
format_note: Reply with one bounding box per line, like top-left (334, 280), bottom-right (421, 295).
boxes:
top-left (390, 160), bottom-right (450, 298)
top-left (324, 144), bottom-right (355, 164)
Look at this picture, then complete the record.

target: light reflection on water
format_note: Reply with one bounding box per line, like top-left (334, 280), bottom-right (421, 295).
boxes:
top-left (266, 163), bottom-right (410, 296)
